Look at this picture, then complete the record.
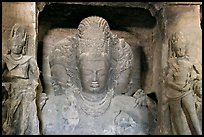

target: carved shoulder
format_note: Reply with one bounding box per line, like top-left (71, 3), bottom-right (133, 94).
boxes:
top-left (28, 57), bottom-right (40, 81)
top-left (29, 57), bottom-right (38, 68)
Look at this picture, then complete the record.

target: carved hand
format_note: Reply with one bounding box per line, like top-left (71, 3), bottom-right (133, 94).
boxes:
top-left (133, 89), bottom-right (147, 107)
top-left (193, 81), bottom-right (202, 98)
top-left (181, 84), bottom-right (191, 92)
top-left (167, 81), bottom-right (183, 91)
top-left (32, 80), bottom-right (39, 87)
top-left (38, 93), bottom-right (48, 110)
top-left (135, 96), bottom-right (147, 107)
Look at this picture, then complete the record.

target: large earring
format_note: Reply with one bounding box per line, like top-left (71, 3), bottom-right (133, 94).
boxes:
top-left (22, 46), bottom-right (26, 55)
top-left (23, 32), bottom-right (27, 42)
top-left (22, 35), bottom-right (27, 55)
top-left (7, 49), bottom-right (11, 54)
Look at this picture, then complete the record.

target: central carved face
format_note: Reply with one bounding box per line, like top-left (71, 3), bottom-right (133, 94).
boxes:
top-left (79, 56), bottom-right (109, 94)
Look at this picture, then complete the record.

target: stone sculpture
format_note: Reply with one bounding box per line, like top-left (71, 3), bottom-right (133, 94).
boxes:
top-left (2, 24), bottom-right (40, 135)
top-left (165, 32), bottom-right (202, 135)
top-left (41, 16), bottom-right (156, 135)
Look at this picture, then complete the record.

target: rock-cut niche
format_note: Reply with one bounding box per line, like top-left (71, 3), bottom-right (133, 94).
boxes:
top-left (37, 3), bottom-right (157, 96)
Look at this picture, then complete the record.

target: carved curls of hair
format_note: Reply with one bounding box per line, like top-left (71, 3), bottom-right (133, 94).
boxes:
top-left (77, 16), bottom-right (111, 39)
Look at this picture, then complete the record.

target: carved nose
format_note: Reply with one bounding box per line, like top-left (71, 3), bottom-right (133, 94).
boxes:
top-left (91, 71), bottom-right (99, 87)
top-left (93, 71), bottom-right (98, 82)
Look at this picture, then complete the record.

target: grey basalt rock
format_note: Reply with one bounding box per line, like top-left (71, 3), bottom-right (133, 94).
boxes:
top-left (41, 16), bottom-right (156, 135)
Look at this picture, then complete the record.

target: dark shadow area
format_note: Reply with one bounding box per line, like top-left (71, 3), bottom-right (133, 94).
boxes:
top-left (38, 3), bottom-right (157, 31)
top-left (37, 41), bottom-right (43, 72)
top-left (37, 41), bottom-right (46, 93)
top-left (140, 47), bottom-right (149, 90)
top-left (147, 92), bottom-right (158, 104)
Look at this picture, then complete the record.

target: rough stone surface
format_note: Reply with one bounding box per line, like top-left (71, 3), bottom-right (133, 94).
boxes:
top-left (2, 2), bottom-right (202, 135)
top-left (41, 16), bottom-right (156, 135)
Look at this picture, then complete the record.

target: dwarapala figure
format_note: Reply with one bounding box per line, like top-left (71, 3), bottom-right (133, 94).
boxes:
top-left (41, 16), bottom-right (156, 135)
top-left (2, 24), bottom-right (40, 135)
top-left (165, 32), bottom-right (202, 135)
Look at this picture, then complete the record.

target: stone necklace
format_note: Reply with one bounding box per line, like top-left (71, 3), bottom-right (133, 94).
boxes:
top-left (10, 54), bottom-right (23, 61)
top-left (74, 89), bottom-right (114, 117)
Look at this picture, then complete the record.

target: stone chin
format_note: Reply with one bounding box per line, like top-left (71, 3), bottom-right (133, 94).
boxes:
top-left (89, 87), bottom-right (102, 93)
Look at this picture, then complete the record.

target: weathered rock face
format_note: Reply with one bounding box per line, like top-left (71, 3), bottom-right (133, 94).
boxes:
top-left (41, 16), bottom-right (156, 135)
top-left (2, 2), bottom-right (202, 135)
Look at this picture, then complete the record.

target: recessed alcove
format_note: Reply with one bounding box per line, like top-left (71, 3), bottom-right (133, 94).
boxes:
top-left (37, 3), bottom-right (157, 95)
top-left (2, 2), bottom-right (202, 135)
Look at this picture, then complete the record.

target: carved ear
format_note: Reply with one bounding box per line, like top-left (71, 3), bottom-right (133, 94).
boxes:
top-left (7, 49), bottom-right (11, 54)
top-left (22, 46), bottom-right (26, 55)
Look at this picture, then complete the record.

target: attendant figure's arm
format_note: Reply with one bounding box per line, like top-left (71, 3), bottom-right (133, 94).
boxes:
top-left (166, 68), bottom-right (183, 91)
top-left (167, 81), bottom-right (183, 91)
top-left (29, 58), bottom-right (40, 86)
top-left (192, 62), bottom-right (202, 98)
top-left (2, 57), bottom-right (9, 84)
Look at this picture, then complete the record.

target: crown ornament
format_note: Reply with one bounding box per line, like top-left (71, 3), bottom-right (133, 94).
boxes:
top-left (77, 16), bottom-right (111, 58)
top-left (10, 24), bottom-right (27, 43)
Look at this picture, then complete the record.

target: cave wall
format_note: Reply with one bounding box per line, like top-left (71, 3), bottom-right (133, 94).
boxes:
top-left (2, 2), bottom-right (202, 135)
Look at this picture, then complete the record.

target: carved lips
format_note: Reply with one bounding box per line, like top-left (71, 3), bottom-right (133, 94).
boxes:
top-left (90, 82), bottom-right (100, 88)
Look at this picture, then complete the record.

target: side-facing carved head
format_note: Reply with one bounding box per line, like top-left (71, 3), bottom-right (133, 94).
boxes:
top-left (76, 16), bottom-right (111, 94)
top-left (9, 24), bottom-right (27, 55)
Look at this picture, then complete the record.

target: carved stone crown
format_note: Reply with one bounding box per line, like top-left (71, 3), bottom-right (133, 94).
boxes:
top-left (77, 16), bottom-right (111, 57)
top-left (169, 32), bottom-right (186, 50)
top-left (10, 24), bottom-right (27, 42)
top-left (168, 32), bottom-right (188, 58)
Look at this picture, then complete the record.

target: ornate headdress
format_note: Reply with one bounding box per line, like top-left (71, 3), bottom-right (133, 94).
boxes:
top-left (168, 31), bottom-right (187, 58)
top-left (10, 24), bottom-right (27, 43)
top-left (8, 24), bottom-right (27, 54)
top-left (76, 16), bottom-right (111, 60)
top-left (76, 16), bottom-right (133, 92)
